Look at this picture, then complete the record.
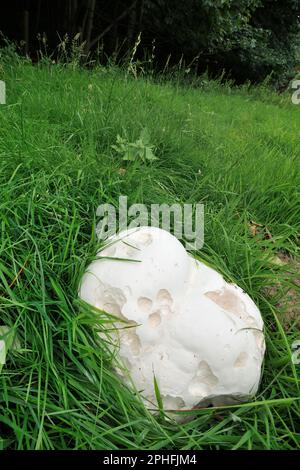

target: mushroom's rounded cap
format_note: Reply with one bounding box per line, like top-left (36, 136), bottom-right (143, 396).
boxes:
top-left (79, 226), bottom-right (265, 413)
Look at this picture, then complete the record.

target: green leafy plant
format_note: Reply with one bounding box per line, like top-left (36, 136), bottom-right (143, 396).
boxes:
top-left (112, 128), bottom-right (158, 163)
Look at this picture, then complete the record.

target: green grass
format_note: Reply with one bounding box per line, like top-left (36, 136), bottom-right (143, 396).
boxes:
top-left (0, 50), bottom-right (299, 450)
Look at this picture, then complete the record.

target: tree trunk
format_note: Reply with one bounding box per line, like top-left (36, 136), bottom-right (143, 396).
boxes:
top-left (89, 1), bottom-right (138, 50)
top-left (23, 10), bottom-right (29, 56)
top-left (127, 2), bottom-right (137, 48)
top-left (137, 0), bottom-right (145, 32)
top-left (110, 1), bottom-right (120, 55)
top-left (85, 0), bottom-right (96, 53)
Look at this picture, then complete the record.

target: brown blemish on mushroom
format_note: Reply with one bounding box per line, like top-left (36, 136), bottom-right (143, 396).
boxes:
top-left (198, 361), bottom-right (219, 387)
top-left (149, 311), bottom-right (161, 327)
top-left (157, 289), bottom-right (173, 306)
top-left (189, 361), bottom-right (218, 396)
top-left (205, 288), bottom-right (259, 329)
top-left (137, 297), bottom-right (153, 312)
top-left (234, 351), bottom-right (248, 368)
top-left (246, 316), bottom-right (258, 328)
top-left (97, 283), bottom-right (127, 320)
top-left (206, 289), bottom-right (247, 318)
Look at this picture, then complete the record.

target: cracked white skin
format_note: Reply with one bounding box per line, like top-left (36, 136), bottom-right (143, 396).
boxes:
top-left (79, 226), bottom-right (265, 411)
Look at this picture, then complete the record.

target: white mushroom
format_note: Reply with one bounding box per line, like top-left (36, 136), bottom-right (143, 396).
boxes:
top-left (79, 226), bottom-right (265, 413)
top-left (0, 326), bottom-right (21, 372)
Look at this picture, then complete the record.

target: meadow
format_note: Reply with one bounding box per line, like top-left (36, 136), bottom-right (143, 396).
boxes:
top-left (0, 49), bottom-right (299, 449)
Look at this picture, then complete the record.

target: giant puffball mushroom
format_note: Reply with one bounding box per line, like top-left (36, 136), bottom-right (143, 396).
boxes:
top-left (79, 226), bottom-right (265, 413)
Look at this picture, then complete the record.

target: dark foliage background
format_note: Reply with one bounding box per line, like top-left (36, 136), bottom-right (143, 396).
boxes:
top-left (1, 0), bottom-right (300, 86)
